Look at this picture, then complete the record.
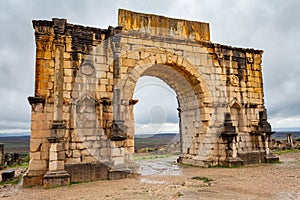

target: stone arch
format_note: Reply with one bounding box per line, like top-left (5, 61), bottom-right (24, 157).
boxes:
top-left (119, 49), bottom-right (212, 159)
top-left (121, 50), bottom-right (211, 105)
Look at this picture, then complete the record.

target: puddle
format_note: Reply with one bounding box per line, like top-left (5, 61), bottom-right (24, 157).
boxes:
top-left (136, 155), bottom-right (182, 176)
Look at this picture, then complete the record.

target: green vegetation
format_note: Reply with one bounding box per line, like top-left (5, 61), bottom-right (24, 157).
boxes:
top-left (3, 155), bottom-right (30, 169)
top-left (209, 164), bottom-right (242, 169)
top-left (70, 181), bottom-right (82, 185)
top-left (133, 154), bottom-right (169, 161)
top-left (192, 176), bottom-right (213, 183)
top-left (134, 133), bottom-right (179, 152)
top-left (8, 162), bottom-right (29, 169)
top-left (0, 174), bottom-right (23, 186)
top-left (273, 149), bottom-right (300, 155)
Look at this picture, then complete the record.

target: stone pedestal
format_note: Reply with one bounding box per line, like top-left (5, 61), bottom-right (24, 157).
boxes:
top-left (43, 121), bottom-right (70, 188)
top-left (109, 161), bottom-right (140, 180)
top-left (221, 113), bottom-right (244, 166)
top-left (222, 157), bottom-right (244, 167)
top-left (43, 170), bottom-right (70, 188)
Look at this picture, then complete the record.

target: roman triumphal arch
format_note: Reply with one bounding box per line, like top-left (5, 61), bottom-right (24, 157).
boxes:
top-left (24, 9), bottom-right (278, 188)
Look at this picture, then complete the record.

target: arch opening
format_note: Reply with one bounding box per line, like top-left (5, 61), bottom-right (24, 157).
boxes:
top-left (122, 62), bottom-right (209, 162)
top-left (133, 76), bottom-right (180, 154)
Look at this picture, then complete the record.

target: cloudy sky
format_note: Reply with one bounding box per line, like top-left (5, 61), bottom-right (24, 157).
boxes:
top-left (0, 0), bottom-right (299, 134)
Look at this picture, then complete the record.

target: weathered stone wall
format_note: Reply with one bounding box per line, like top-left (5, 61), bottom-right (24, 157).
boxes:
top-left (24, 9), bottom-right (277, 187)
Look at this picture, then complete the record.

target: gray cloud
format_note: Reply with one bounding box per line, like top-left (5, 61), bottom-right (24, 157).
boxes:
top-left (0, 0), bottom-right (299, 133)
top-left (133, 77), bottom-right (179, 126)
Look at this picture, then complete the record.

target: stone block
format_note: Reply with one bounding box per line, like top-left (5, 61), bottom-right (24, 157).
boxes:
top-left (30, 140), bottom-right (42, 152)
top-left (31, 152), bottom-right (41, 160)
top-left (64, 69), bottom-right (74, 76)
top-left (50, 143), bottom-right (63, 152)
top-left (41, 142), bottom-right (51, 152)
top-left (65, 157), bottom-right (81, 164)
top-left (74, 142), bottom-right (86, 150)
top-left (100, 148), bottom-right (110, 157)
top-left (126, 139), bottom-right (134, 147)
top-left (82, 156), bottom-right (97, 163)
top-left (23, 175), bottom-right (43, 187)
top-left (29, 159), bottom-right (47, 171)
top-left (81, 149), bottom-right (90, 157)
top-left (49, 160), bottom-right (64, 171)
top-left (43, 171), bottom-right (70, 188)
top-left (111, 148), bottom-right (125, 157)
top-left (49, 151), bottom-right (58, 161)
top-left (93, 141), bottom-right (101, 148)
top-left (72, 150), bottom-right (81, 158)
top-left (41, 151), bottom-right (49, 160)
top-left (58, 151), bottom-right (65, 160)
top-left (126, 147), bottom-right (135, 153)
top-left (63, 60), bottom-right (72, 68)
top-left (31, 122), bottom-right (48, 132)
top-left (112, 156), bottom-right (124, 165)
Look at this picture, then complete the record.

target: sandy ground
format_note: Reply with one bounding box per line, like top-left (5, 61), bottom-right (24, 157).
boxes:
top-left (1, 152), bottom-right (300, 200)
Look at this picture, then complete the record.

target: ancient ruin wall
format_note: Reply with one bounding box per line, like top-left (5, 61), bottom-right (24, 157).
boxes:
top-left (24, 9), bottom-right (277, 187)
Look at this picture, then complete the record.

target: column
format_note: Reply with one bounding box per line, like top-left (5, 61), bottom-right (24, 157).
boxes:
top-left (43, 18), bottom-right (70, 188)
top-left (110, 27), bottom-right (127, 141)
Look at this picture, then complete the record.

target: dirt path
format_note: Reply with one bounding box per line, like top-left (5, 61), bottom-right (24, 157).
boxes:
top-left (1, 152), bottom-right (300, 200)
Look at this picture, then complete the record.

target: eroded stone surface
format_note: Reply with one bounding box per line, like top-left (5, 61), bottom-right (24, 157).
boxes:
top-left (24, 9), bottom-right (277, 187)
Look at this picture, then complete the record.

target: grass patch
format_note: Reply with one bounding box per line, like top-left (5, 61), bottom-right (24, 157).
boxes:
top-left (133, 154), bottom-right (169, 161)
top-left (8, 162), bottom-right (29, 169)
top-left (273, 149), bottom-right (300, 155)
top-left (0, 174), bottom-right (22, 186)
top-left (70, 181), bottom-right (82, 185)
top-left (192, 176), bottom-right (212, 183)
top-left (4, 156), bottom-right (29, 169)
top-left (209, 165), bottom-right (242, 169)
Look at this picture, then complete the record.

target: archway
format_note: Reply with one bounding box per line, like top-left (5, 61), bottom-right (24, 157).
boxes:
top-left (120, 52), bottom-right (212, 163)
top-left (133, 76), bottom-right (180, 154)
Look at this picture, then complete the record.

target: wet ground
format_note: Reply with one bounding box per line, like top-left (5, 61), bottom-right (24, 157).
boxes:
top-left (138, 156), bottom-right (181, 176)
top-left (1, 152), bottom-right (300, 199)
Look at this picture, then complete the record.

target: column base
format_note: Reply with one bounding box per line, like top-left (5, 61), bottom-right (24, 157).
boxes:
top-left (221, 157), bottom-right (244, 167)
top-left (43, 170), bottom-right (70, 188)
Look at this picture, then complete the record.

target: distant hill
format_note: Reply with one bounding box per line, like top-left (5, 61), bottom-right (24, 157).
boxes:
top-left (0, 132), bottom-right (30, 137)
top-left (272, 131), bottom-right (300, 140)
top-left (134, 133), bottom-right (179, 152)
top-left (0, 135), bottom-right (30, 153)
top-left (1, 131), bottom-right (297, 154)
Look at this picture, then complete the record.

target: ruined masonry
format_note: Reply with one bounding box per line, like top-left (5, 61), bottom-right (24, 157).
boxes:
top-left (24, 9), bottom-right (279, 188)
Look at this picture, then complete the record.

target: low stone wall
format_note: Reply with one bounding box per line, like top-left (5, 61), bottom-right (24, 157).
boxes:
top-left (65, 162), bottom-right (138, 183)
top-left (65, 162), bottom-right (110, 182)
top-left (238, 152), bottom-right (267, 165)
